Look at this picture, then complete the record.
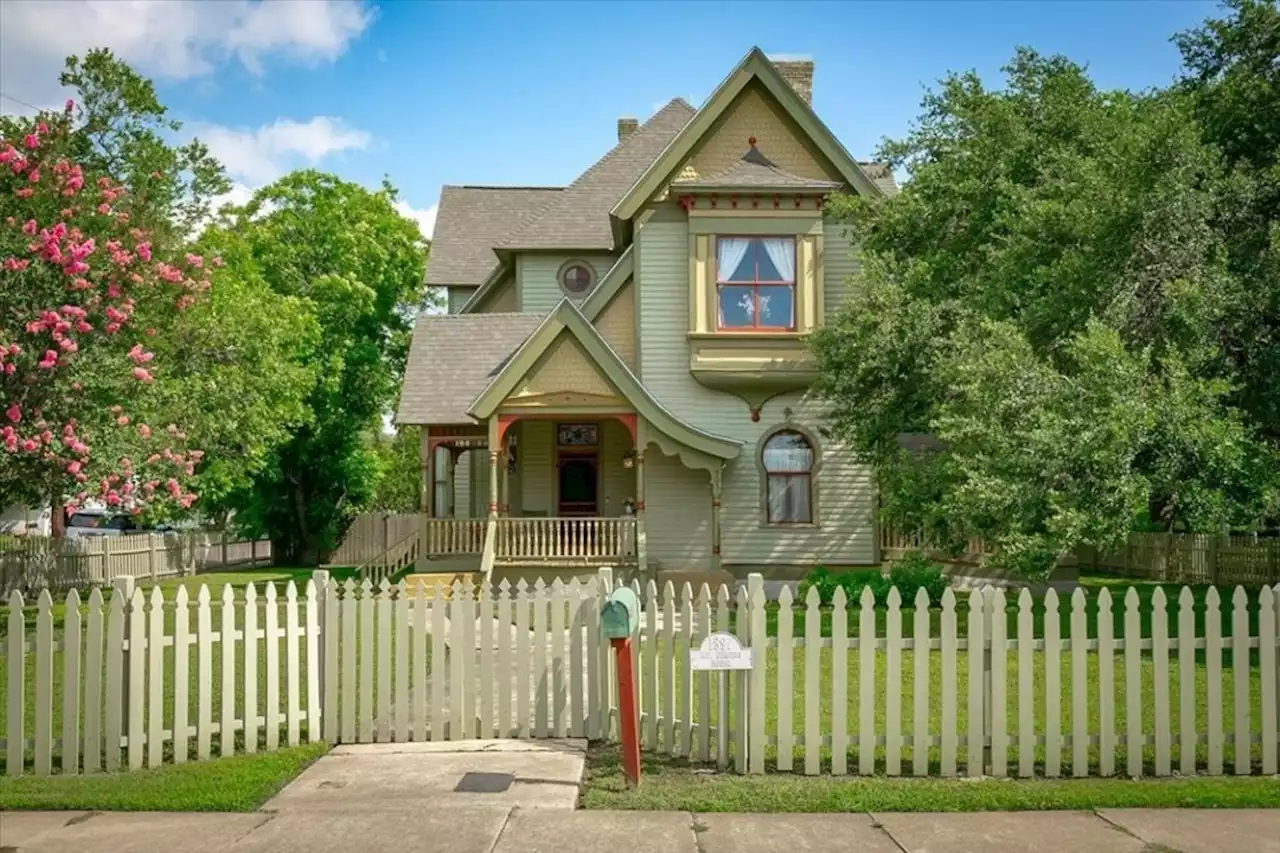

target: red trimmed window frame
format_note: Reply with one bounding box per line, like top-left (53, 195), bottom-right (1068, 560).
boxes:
top-left (714, 235), bottom-right (797, 332)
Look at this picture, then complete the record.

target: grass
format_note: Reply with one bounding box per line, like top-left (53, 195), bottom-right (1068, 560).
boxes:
top-left (582, 744), bottom-right (1280, 812)
top-left (0, 741), bottom-right (329, 811)
top-left (631, 636), bottom-right (1266, 776)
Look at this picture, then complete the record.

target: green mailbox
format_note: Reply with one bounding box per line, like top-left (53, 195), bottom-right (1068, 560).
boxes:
top-left (601, 587), bottom-right (640, 639)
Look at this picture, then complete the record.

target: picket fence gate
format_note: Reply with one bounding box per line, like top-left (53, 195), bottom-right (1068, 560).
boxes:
top-left (2, 570), bottom-right (1278, 780)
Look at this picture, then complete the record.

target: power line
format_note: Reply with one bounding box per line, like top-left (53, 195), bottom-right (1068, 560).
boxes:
top-left (0, 91), bottom-right (50, 114)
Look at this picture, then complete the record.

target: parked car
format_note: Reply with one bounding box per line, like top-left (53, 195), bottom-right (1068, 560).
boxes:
top-left (64, 508), bottom-right (149, 539)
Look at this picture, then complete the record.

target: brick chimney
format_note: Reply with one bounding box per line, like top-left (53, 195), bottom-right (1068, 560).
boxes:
top-left (771, 56), bottom-right (814, 106)
top-left (617, 117), bottom-right (639, 142)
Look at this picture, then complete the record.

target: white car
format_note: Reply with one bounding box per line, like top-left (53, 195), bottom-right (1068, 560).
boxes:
top-left (64, 508), bottom-right (147, 539)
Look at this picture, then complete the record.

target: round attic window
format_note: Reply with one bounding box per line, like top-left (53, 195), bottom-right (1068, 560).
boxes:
top-left (558, 261), bottom-right (595, 296)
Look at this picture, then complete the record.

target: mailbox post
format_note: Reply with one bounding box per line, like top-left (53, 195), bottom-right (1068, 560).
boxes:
top-left (601, 587), bottom-right (641, 787)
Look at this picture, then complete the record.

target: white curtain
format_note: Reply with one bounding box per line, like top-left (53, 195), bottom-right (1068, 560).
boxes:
top-left (760, 237), bottom-right (795, 282)
top-left (767, 477), bottom-right (811, 523)
top-left (717, 237), bottom-right (752, 282)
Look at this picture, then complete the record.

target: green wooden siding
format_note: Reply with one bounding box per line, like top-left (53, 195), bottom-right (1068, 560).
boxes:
top-left (517, 252), bottom-right (618, 314)
top-left (644, 447), bottom-right (714, 570)
top-left (823, 217), bottom-right (860, 318)
top-left (636, 215), bottom-right (875, 568)
top-left (519, 420), bottom-right (554, 515)
top-left (447, 286), bottom-right (477, 314)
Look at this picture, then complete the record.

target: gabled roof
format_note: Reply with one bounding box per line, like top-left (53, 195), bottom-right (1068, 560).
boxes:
top-left (425, 186), bottom-right (561, 286)
top-left (396, 312), bottom-right (543, 425)
top-left (495, 99), bottom-right (696, 251)
top-left (611, 48), bottom-right (887, 229)
top-left (675, 144), bottom-right (842, 191)
top-left (859, 161), bottom-right (899, 196)
top-left (470, 301), bottom-right (741, 460)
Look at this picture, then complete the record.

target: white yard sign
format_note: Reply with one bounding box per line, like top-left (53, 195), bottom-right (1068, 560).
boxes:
top-left (690, 632), bottom-right (754, 671)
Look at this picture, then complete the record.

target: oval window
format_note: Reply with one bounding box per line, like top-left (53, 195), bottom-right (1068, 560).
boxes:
top-left (559, 261), bottom-right (595, 296)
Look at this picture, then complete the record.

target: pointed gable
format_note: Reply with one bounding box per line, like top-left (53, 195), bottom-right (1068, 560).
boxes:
top-left (612, 48), bottom-right (886, 224)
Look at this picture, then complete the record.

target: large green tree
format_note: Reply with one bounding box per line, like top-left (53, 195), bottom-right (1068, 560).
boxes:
top-left (205, 172), bottom-right (430, 564)
top-left (812, 17), bottom-right (1279, 576)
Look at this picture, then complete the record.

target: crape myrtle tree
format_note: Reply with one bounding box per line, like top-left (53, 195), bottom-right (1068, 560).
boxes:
top-left (812, 6), bottom-right (1280, 578)
top-left (0, 103), bottom-right (206, 534)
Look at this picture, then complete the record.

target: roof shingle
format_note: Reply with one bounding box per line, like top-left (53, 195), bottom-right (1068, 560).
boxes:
top-left (496, 99), bottom-right (696, 251)
top-left (425, 186), bottom-right (561, 286)
top-left (395, 312), bottom-right (544, 424)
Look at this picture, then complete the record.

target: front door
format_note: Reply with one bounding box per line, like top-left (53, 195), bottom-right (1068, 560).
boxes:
top-left (557, 453), bottom-right (598, 516)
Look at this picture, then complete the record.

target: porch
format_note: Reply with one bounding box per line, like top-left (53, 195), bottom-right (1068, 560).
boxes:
top-left (420, 516), bottom-right (639, 568)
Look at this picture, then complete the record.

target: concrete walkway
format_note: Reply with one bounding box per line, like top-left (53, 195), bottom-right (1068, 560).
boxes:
top-left (4, 806), bottom-right (1277, 852)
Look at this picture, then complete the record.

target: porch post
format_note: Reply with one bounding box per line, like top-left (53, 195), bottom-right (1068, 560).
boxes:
top-left (499, 454), bottom-right (510, 516)
top-left (487, 417), bottom-right (500, 519)
top-left (418, 435), bottom-right (434, 568)
top-left (710, 463), bottom-right (723, 572)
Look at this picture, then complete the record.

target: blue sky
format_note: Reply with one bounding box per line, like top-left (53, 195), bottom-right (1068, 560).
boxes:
top-left (0, 0), bottom-right (1220, 237)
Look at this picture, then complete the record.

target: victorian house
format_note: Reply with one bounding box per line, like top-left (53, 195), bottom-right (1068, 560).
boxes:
top-left (396, 49), bottom-right (895, 587)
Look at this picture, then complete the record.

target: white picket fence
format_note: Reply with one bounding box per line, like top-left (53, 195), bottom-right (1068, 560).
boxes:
top-left (2, 571), bottom-right (1277, 779)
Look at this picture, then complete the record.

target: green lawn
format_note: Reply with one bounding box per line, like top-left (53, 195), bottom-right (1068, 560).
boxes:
top-left (582, 744), bottom-right (1280, 812)
top-left (0, 742), bottom-right (328, 811)
top-left (633, 635), bottom-right (1266, 776)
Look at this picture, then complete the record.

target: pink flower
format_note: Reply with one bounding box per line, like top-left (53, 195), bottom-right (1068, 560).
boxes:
top-left (212, 256), bottom-right (224, 268)
top-left (132, 367), bottom-right (153, 383)
top-left (37, 123), bottom-right (48, 135)
top-left (21, 439), bottom-right (38, 452)
top-left (21, 219), bottom-right (36, 235)
top-left (185, 253), bottom-right (203, 268)
top-left (65, 99), bottom-right (75, 113)
top-left (128, 344), bottom-right (154, 364)
top-left (96, 203), bottom-right (111, 215)
top-left (5, 404), bottom-right (20, 423)
top-left (66, 460), bottom-right (81, 475)
top-left (138, 424), bottom-right (151, 439)
top-left (37, 350), bottom-right (58, 369)
top-left (28, 169), bottom-right (40, 183)
top-left (23, 134), bottom-right (38, 149)
top-left (135, 242), bottom-right (152, 261)
top-left (116, 415), bottom-right (130, 426)
top-left (15, 188), bottom-right (33, 199)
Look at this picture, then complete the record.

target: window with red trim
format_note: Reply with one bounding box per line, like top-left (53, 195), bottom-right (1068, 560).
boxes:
top-left (715, 236), bottom-right (796, 331)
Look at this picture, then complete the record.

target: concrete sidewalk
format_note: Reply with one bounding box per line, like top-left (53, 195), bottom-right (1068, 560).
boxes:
top-left (3, 807), bottom-right (1277, 853)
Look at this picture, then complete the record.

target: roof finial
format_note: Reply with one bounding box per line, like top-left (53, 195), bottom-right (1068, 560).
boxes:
top-left (748, 136), bottom-right (758, 147)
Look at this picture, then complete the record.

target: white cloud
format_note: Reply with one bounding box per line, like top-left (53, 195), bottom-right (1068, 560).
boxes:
top-left (0, 0), bottom-right (374, 111)
top-left (193, 116), bottom-right (372, 185)
top-left (393, 200), bottom-right (437, 240)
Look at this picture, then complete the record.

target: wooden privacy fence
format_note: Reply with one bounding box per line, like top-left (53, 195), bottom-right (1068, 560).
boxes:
top-left (879, 523), bottom-right (1280, 587)
top-left (3, 571), bottom-right (1278, 779)
top-left (0, 532), bottom-right (271, 595)
top-left (326, 513), bottom-right (420, 567)
top-left (1080, 533), bottom-right (1280, 587)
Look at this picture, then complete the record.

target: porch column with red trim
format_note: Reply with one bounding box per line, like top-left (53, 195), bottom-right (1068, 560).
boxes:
top-left (710, 464), bottom-right (723, 571)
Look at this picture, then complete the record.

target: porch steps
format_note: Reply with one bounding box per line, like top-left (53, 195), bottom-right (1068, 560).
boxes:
top-left (402, 571), bottom-right (484, 599)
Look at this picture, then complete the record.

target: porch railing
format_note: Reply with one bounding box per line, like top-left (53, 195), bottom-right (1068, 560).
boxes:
top-left (493, 516), bottom-right (637, 563)
top-left (423, 518), bottom-right (485, 555)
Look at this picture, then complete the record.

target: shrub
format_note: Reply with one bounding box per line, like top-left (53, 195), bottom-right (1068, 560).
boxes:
top-left (797, 564), bottom-right (836, 605)
top-left (889, 551), bottom-right (950, 605)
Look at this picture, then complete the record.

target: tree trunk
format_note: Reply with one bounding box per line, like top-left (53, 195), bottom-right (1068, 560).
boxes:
top-left (50, 493), bottom-right (65, 540)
